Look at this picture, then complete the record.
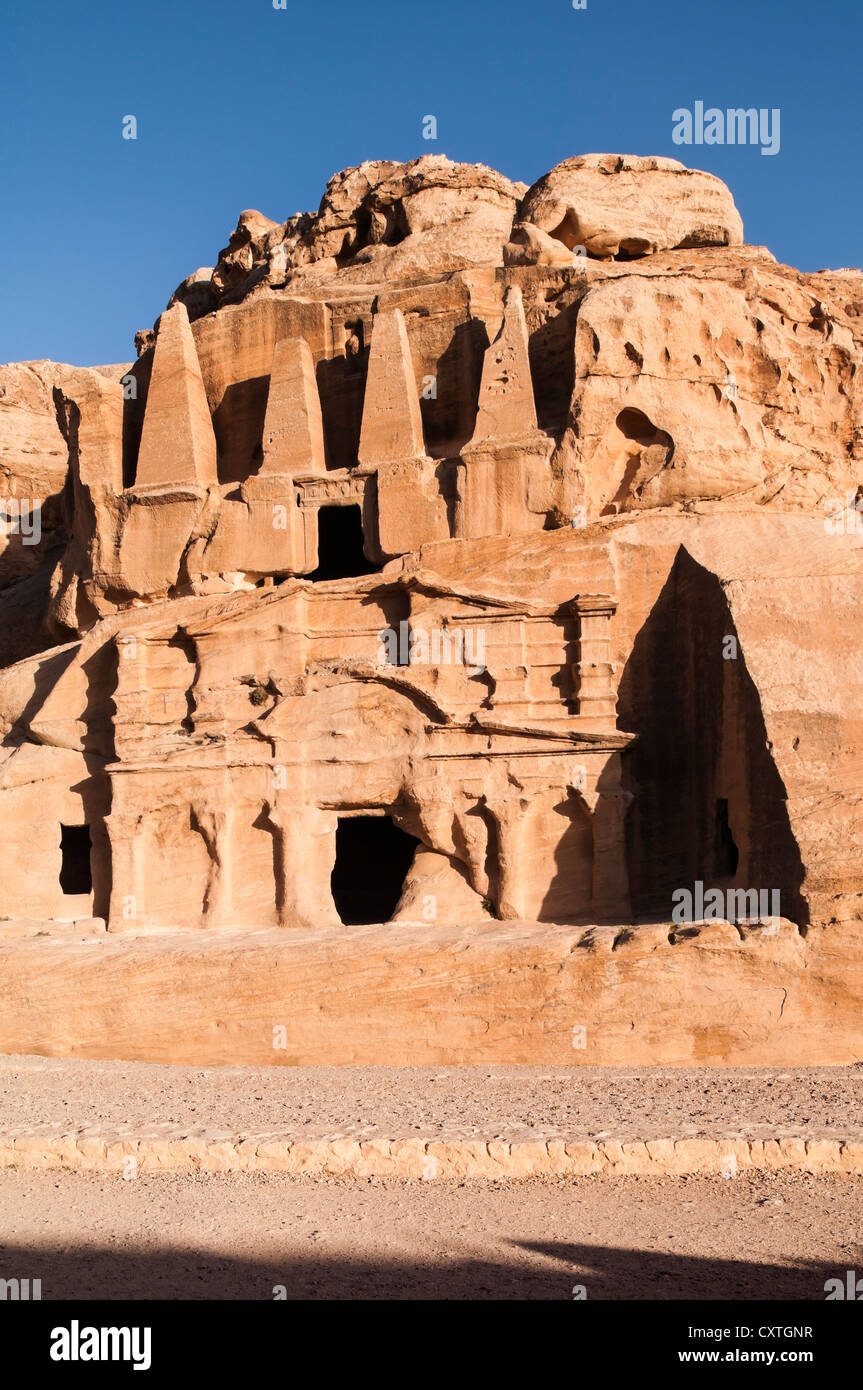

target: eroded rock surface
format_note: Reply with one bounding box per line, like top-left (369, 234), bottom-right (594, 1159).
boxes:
top-left (1, 152), bottom-right (862, 1064)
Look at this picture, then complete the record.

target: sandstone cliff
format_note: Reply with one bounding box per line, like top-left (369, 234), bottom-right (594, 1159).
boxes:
top-left (1, 152), bottom-right (862, 1065)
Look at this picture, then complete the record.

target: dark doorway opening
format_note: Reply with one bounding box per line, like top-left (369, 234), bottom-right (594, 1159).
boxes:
top-left (331, 814), bottom-right (418, 924)
top-left (714, 798), bottom-right (739, 878)
top-left (59, 824), bottom-right (92, 895)
top-left (307, 505), bottom-right (379, 582)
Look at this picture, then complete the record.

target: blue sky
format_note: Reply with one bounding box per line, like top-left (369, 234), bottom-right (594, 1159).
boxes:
top-left (2, 0), bottom-right (860, 365)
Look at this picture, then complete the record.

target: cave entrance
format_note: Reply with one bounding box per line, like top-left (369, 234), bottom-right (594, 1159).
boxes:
top-left (308, 504), bottom-right (379, 582)
top-left (331, 814), bottom-right (418, 924)
top-left (59, 824), bottom-right (92, 895)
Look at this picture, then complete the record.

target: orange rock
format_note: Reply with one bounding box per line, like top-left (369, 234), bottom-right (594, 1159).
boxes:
top-left (0, 153), bottom-right (861, 1065)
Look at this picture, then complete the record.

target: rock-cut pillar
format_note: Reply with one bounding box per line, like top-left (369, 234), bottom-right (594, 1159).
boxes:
top-left (267, 799), bottom-right (339, 928)
top-left (469, 284), bottom-right (537, 445)
top-left (261, 336), bottom-right (327, 475)
top-left (456, 284), bottom-right (547, 541)
top-left (487, 796), bottom-right (527, 920)
top-left (591, 789), bottom-right (633, 920)
top-left (105, 806), bottom-right (147, 932)
top-left (358, 307), bottom-right (424, 466)
top-left (135, 302), bottom-right (218, 488)
top-left (192, 801), bottom-right (233, 927)
top-left (359, 306), bottom-right (449, 555)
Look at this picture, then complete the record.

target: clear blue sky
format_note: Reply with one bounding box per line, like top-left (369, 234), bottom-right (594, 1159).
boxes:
top-left (2, 0), bottom-right (860, 366)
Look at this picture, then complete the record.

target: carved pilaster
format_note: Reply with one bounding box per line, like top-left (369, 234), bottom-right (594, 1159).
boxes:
top-left (191, 800), bottom-right (233, 927)
top-left (485, 794), bottom-right (527, 920)
top-left (266, 798), bottom-right (339, 928)
top-left (105, 808), bottom-right (147, 932)
top-left (590, 789), bottom-right (633, 920)
top-left (569, 594), bottom-right (618, 719)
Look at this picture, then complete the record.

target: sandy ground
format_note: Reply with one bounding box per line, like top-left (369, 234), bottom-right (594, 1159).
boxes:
top-left (3, 1056), bottom-right (862, 1142)
top-left (4, 1058), bottom-right (860, 1300)
top-left (0, 1168), bottom-right (860, 1300)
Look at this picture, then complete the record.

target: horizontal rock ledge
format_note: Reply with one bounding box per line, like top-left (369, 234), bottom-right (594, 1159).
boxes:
top-left (0, 1132), bottom-right (860, 1179)
top-left (0, 918), bottom-right (861, 1066)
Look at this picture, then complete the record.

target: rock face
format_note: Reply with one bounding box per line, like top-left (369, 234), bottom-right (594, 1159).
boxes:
top-left (0, 359), bottom-right (130, 667)
top-left (169, 157), bottom-right (527, 318)
top-left (512, 153), bottom-right (743, 261)
top-left (1, 152), bottom-right (863, 1064)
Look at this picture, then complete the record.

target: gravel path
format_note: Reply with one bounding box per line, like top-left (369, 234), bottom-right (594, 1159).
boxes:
top-left (0, 1168), bottom-right (859, 1299)
top-left (2, 1056), bottom-right (862, 1143)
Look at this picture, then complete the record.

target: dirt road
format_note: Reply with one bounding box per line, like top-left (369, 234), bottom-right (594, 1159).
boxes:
top-left (1, 1168), bottom-right (859, 1300)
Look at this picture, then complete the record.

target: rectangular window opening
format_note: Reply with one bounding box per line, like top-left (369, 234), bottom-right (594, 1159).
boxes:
top-left (60, 824), bottom-right (92, 896)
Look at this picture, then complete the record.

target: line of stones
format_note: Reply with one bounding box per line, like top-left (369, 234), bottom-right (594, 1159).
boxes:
top-left (1, 1133), bottom-right (861, 1178)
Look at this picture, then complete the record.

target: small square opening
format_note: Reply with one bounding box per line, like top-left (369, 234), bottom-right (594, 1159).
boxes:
top-left (308, 504), bottom-right (379, 581)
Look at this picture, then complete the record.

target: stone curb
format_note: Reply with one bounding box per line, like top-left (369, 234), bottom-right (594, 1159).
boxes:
top-left (1, 1132), bottom-right (861, 1179)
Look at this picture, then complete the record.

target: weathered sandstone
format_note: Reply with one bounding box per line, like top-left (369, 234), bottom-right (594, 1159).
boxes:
top-left (2, 1130), bottom-right (860, 1180)
top-left (512, 153), bottom-right (743, 260)
top-left (0, 152), bottom-right (862, 1064)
